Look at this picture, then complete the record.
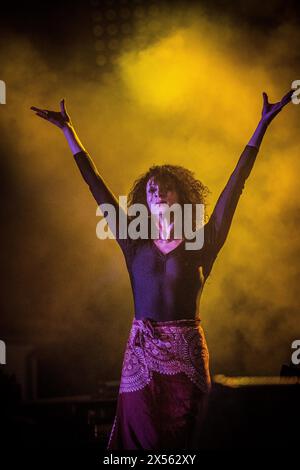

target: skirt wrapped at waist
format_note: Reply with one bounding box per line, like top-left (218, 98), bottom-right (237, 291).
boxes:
top-left (120, 317), bottom-right (211, 395)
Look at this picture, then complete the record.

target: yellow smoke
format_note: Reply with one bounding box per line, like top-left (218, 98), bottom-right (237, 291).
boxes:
top-left (1, 5), bottom-right (299, 381)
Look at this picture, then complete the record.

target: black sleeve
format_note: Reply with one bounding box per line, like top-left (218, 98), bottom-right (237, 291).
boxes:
top-left (202, 145), bottom-right (259, 278)
top-left (73, 150), bottom-right (131, 256)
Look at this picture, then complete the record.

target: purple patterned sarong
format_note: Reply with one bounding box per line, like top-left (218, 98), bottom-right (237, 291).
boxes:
top-left (107, 318), bottom-right (211, 450)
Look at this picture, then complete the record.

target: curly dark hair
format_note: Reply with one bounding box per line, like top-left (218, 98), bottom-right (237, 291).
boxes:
top-left (127, 164), bottom-right (211, 230)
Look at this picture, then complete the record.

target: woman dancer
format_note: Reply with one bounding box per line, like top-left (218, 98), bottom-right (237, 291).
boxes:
top-left (31, 89), bottom-right (293, 449)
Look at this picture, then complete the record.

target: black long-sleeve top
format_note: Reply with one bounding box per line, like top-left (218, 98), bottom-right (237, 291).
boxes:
top-left (73, 145), bottom-right (259, 321)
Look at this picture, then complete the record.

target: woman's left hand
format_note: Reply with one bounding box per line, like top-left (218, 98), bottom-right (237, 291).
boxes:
top-left (261, 89), bottom-right (294, 125)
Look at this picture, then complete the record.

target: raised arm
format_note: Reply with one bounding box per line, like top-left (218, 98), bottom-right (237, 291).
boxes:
top-left (30, 99), bottom-right (130, 254)
top-left (202, 89), bottom-right (294, 278)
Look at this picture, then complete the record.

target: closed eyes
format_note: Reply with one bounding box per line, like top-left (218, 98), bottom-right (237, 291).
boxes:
top-left (148, 185), bottom-right (173, 194)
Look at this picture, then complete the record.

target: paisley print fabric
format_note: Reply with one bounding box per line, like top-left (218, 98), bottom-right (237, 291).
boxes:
top-left (107, 318), bottom-right (211, 450)
top-left (120, 318), bottom-right (211, 394)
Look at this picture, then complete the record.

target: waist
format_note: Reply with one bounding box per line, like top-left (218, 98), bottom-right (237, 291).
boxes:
top-left (132, 317), bottom-right (201, 330)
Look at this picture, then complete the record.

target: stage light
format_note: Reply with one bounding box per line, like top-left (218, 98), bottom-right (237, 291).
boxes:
top-left (133, 7), bottom-right (145, 19)
top-left (107, 24), bottom-right (118, 36)
top-left (109, 55), bottom-right (119, 65)
top-left (96, 54), bottom-right (107, 67)
top-left (93, 25), bottom-right (104, 37)
top-left (135, 20), bottom-right (147, 33)
top-left (106, 9), bottom-right (117, 21)
top-left (120, 23), bottom-right (131, 34)
top-left (120, 8), bottom-right (131, 20)
top-left (148, 5), bottom-right (160, 16)
top-left (90, 0), bottom-right (165, 71)
top-left (94, 40), bottom-right (105, 51)
top-left (92, 10), bottom-right (102, 22)
top-left (108, 39), bottom-right (119, 51)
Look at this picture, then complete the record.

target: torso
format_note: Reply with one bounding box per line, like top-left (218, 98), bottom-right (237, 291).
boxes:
top-left (125, 238), bottom-right (208, 322)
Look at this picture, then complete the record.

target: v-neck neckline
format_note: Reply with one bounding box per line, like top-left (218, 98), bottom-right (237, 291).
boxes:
top-left (152, 239), bottom-right (185, 257)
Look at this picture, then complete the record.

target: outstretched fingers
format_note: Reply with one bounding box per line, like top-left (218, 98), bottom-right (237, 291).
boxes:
top-left (30, 106), bottom-right (45, 113)
top-left (262, 91), bottom-right (269, 106)
top-left (31, 106), bottom-right (50, 117)
top-left (34, 112), bottom-right (50, 121)
top-left (60, 98), bottom-right (69, 119)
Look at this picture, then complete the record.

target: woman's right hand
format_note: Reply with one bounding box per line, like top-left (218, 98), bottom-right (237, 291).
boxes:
top-left (30, 99), bottom-right (72, 129)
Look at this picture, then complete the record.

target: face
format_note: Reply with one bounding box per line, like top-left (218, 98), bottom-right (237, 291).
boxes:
top-left (146, 176), bottom-right (179, 215)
